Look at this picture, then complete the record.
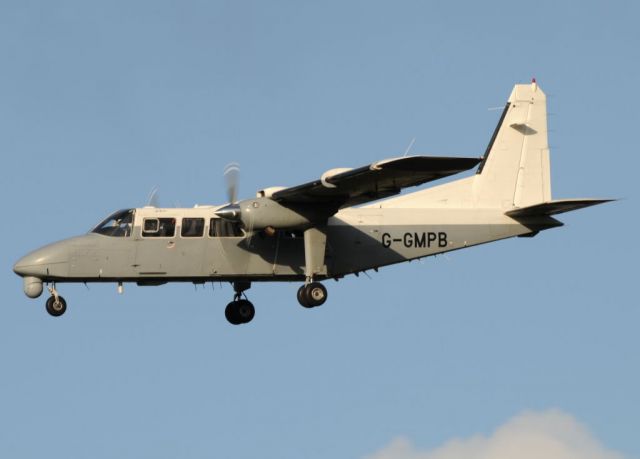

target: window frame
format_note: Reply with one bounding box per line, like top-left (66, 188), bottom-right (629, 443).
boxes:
top-left (143, 218), bottom-right (159, 234)
top-left (91, 209), bottom-right (135, 238)
top-left (142, 217), bottom-right (176, 238)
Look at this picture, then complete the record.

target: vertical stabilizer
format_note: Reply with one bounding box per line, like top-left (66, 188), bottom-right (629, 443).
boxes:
top-left (475, 81), bottom-right (551, 208)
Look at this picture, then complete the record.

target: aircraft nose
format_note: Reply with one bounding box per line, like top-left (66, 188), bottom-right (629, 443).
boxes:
top-left (13, 252), bottom-right (51, 277)
top-left (12, 259), bottom-right (28, 276)
top-left (13, 243), bottom-right (69, 278)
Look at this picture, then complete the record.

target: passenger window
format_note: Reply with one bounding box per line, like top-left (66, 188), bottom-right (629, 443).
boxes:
top-left (143, 218), bottom-right (176, 237)
top-left (209, 218), bottom-right (243, 237)
top-left (144, 219), bottom-right (159, 233)
top-left (181, 218), bottom-right (204, 237)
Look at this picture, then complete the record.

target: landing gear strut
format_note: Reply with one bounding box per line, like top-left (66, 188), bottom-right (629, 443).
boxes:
top-left (298, 226), bottom-right (329, 309)
top-left (45, 284), bottom-right (67, 317)
top-left (297, 281), bottom-right (328, 308)
top-left (225, 281), bottom-right (255, 325)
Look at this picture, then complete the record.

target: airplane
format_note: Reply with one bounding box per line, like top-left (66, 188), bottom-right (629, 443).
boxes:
top-left (13, 81), bottom-right (611, 324)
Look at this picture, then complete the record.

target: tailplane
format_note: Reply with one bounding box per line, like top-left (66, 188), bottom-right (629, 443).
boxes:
top-left (505, 199), bottom-right (614, 218)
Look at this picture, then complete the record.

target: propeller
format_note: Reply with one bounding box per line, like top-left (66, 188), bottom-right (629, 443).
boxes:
top-left (217, 163), bottom-right (242, 220)
top-left (217, 162), bottom-right (257, 246)
top-left (224, 162), bottom-right (240, 204)
top-left (146, 186), bottom-right (160, 207)
top-left (215, 161), bottom-right (317, 236)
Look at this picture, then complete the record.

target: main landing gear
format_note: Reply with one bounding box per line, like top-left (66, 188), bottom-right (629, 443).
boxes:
top-left (225, 281), bottom-right (255, 325)
top-left (296, 226), bottom-right (328, 309)
top-left (297, 281), bottom-right (328, 308)
top-left (45, 284), bottom-right (67, 317)
top-left (223, 280), bottom-right (328, 324)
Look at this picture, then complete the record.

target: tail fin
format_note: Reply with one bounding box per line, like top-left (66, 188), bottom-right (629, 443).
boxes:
top-left (379, 81), bottom-right (612, 216)
top-left (475, 80), bottom-right (551, 208)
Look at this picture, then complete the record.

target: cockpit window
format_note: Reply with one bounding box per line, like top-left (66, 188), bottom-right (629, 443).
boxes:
top-left (92, 209), bottom-right (135, 237)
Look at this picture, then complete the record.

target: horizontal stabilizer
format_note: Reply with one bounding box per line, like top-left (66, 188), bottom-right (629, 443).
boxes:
top-left (506, 199), bottom-right (614, 218)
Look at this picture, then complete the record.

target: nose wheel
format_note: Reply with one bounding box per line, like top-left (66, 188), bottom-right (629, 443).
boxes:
top-left (297, 282), bottom-right (328, 308)
top-left (45, 285), bottom-right (67, 317)
top-left (225, 281), bottom-right (255, 325)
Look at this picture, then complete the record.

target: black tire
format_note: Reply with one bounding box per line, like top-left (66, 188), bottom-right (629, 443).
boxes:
top-left (299, 282), bottom-right (327, 308)
top-left (45, 295), bottom-right (67, 317)
top-left (236, 299), bottom-right (255, 324)
top-left (225, 300), bottom-right (255, 325)
top-left (225, 301), bottom-right (242, 325)
top-left (297, 285), bottom-right (312, 308)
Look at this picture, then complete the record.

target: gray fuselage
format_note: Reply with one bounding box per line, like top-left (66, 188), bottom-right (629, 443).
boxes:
top-left (13, 205), bottom-right (552, 285)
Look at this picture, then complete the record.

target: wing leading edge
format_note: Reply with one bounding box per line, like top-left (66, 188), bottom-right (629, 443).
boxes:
top-left (270, 156), bottom-right (480, 208)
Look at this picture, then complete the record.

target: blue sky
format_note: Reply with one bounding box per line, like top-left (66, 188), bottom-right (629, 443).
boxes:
top-left (0, 1), bottom-right (637, 458)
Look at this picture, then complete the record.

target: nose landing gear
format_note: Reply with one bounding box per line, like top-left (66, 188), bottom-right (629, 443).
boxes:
top-left (225, 281), bottom-right (255, 325)
top-left (45, 284), bottom-right (67, 317)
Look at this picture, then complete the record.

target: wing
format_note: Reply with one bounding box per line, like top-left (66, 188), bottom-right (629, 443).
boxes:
top-left (269, 156), bottom-right (481, 208)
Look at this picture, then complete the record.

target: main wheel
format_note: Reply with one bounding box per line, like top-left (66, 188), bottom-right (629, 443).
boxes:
top-left (297, 285), bottom-right (311, 308)
top-left (45, 295), bottom-right (67, 317)
top-left (235, 299), bottom-right (255, 324)
top-left (298, 282), bottom-right (328, 308)
top-left (306, 282), bottom-right (327, 307)
top-left (225, 301), bottom-right (242, 325)
top-left (225, 300), bottom-right (255, 325)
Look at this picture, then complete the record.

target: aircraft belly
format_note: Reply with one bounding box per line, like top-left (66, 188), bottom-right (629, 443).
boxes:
top-left (205, 236), bottom-right (305, 277)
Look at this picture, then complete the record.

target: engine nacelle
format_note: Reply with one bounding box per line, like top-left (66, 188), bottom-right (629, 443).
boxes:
top-left (236, 197), bottom-right (317, 230)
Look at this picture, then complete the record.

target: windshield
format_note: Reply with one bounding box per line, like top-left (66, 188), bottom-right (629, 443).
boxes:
top-left (91, 209), bottom-right (135, 237)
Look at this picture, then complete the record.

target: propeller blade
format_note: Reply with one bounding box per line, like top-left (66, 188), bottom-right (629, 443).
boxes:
top-left (147, 186), bottom-right (160, 207)
top-left (224, 162), bottom-right (240, 204)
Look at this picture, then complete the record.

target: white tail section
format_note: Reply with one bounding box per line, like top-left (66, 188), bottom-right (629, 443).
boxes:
top-left (378, 81), bottom-right (552, 210)
top-left (474, 81), bottom-right (551, 208)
